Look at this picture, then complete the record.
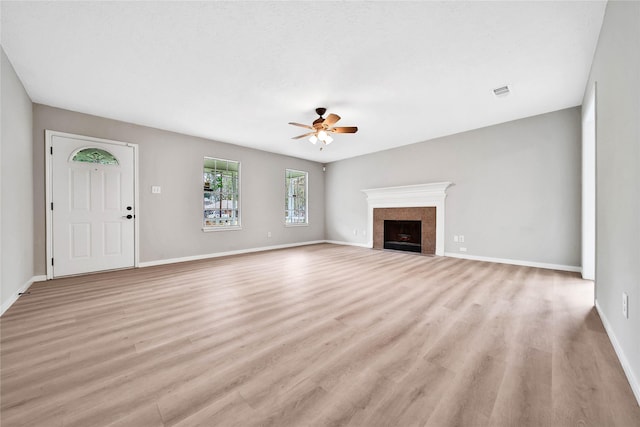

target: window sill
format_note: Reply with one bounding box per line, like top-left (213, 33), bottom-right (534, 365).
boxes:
top-left (285, 223), bottom-right (309, 227)
top-left (202, 226), bottom-right (243, 232)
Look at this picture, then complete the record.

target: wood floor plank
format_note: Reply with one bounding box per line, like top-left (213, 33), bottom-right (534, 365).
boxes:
top-left (424, 352), bottom-right (507, 427)
top-left (105, 403), bottom-right (164, 427)
top-left (488, 346), bottom-right (553, 426)
top-left (171, 392), bottom-right (255, 427)
top-left (1, 244), bottom-right (639, 426)
top-left (350, 362), bottom-right (455, 427)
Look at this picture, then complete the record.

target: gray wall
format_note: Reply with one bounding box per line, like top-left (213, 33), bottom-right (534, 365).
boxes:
top-left (1, 47), bottom-right (34, 310)
top-left (33, 105), bottom-right (325, 273)
top-left (585, 1), bottom-right (640, 399)
top-left (325, 107), bottom-right (581, 267)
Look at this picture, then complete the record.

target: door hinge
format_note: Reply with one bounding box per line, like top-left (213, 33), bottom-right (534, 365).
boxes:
top-left (51, 202), bottom-right (54, 210)
top-left (51, 258), bottom-right (54, 266)
top-left (50, 146), bottom-right (53, 155)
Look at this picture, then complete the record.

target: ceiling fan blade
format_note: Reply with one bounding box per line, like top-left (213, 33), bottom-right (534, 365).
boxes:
top-left (291, 132), bottom-right (316, 140)
top-left (323, 113), bottom-right (341, 127)
top-left (328, 126), bottom-right (358, 134)
top-left (288, 122), bottom-right (314, 130)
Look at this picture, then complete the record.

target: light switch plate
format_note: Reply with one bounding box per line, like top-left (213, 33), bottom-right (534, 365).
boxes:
top-left (151, 186), bottom-right (161, 194)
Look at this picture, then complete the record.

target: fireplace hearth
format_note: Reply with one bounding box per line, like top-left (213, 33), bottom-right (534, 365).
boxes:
top-left (384, 220), bottom-right (422, 253)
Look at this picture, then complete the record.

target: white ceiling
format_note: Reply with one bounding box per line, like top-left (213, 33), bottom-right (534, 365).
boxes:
top-left (1, 1), bottom-right (606, 163)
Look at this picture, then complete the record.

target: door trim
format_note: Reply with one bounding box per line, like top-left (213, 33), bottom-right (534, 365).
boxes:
top-left (45, 130), bottom-right (140, 279)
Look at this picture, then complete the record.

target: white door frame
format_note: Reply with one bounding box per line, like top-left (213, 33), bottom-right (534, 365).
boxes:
top-left (45, 130), bottom-right (140, 279)
top-left (582, 83), bottom-right (597, 283)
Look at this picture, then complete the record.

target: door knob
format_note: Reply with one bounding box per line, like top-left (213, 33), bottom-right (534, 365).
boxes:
top-left (122, 214), bottom-right (133, 219)
top-left (126, 206), bottom-right (132, 211)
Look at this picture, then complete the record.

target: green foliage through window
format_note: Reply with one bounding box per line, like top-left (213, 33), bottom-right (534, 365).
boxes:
top-left (72, 148), bottom-right (119, 165)
top-left (204, 157), bottom-right (240, 228)
top-left (285, 169), bottom-right (308, 224)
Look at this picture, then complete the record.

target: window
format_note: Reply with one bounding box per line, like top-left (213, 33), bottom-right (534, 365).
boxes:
top-left (203, 157), bottom-right (240, 229)
top-left (285, 169), bottom-right (308, 224)
top-left (72, 148), bottom-right (119, 165)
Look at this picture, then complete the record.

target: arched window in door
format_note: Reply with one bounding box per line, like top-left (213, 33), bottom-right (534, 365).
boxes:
top-left (71, 148), bottom-right (119, 165)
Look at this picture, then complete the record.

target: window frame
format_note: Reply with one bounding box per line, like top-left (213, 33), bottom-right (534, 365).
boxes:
top-left (285, 168), bottom-right (309, 226)
top-left (202, 157), bottom-right (241, 232)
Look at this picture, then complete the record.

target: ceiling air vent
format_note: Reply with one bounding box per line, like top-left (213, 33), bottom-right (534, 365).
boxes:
top-left (493, 85), bottom-right (510, 97)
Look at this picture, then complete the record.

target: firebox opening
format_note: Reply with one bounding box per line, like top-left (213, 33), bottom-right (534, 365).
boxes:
top-left (383, 220), bottom-right (422, 253)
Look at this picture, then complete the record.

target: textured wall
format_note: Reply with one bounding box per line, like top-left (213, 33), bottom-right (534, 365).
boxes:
top-left (32, 105), bottom-right (325, 272)
top-left (325, 107), bottom-right (582, 268)
top-left (584, 0), bottom-right (640, 402)
top-left (1, 48), bottom-right (34, 311)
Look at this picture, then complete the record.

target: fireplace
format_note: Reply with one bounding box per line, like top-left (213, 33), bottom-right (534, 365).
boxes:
top-left (384, 220), bottom-right (422, 253)
top-left (373, 207), bottom-right (436, 255)
top-left (362, 182), bottom-right (452, 256)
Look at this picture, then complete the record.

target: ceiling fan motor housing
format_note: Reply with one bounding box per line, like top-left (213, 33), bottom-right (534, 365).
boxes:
top-left (313, 108), bottom-right (327, 128)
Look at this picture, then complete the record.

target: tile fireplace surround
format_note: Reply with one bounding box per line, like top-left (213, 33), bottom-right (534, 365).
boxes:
top-left (374, 207), bottom-right (436, 254)
top-left (362, 182), bottom-right (452, 256)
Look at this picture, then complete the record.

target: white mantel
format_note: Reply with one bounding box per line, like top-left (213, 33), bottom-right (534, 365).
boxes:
top-left (362, 182), bottom-right (452, 255)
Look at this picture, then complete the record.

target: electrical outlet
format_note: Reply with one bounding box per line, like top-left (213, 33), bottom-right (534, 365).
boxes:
top-left (623, 293), bottom-right (629, 319)
top-left (459, 235), bottom-right (465, 243)
top-left (460, 247), bottom-right (467, 252)
top-left (353, 229), bottom-right (358, 236)
top-left (454, 235), bottom-right (459, 242)
top-left (267, 231), bottom-right (272, 238)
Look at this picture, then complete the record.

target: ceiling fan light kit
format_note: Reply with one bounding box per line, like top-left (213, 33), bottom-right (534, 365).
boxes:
top-left (289, 107), bottom-right (358, 150)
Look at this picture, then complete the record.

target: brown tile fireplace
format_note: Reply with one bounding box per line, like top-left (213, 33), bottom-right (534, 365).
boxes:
top-left (373, 207), bottom-right (436, 255)
top-left (362, 182), bottom-right (451, 256)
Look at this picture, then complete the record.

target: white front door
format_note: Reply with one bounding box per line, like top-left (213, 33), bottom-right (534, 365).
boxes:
top-left (50, 134), bottom-right (136, 277)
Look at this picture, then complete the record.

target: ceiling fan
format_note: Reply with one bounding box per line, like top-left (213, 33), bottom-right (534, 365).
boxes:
top-left (289, 107), bottom-right (358, 150)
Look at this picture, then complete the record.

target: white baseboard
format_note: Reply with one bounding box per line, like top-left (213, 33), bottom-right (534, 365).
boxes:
top-left (595, 300), bottom-right (640, 406)
top-left (444, 252), bottom-right (581, 273)
top-left (139, 240), bottom-right (326, 268)
top-left (324, 240), bottom-right (371, 248)
top-left (1, 275), bottom-right (46, 317)
top-left (321, 245), bottom-right (581, 273)
top-left (140, 243), bottom-right (580, 272)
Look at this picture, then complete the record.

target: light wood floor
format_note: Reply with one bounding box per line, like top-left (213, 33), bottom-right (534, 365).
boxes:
top-left (1, 244), bottom-right (639, 426)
